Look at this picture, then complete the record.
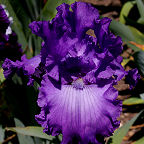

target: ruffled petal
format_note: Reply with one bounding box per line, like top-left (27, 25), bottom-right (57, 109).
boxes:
top-left (29, 21), bottom-right (50, 41)
top-left (0, 5), bottom-right (10, 33)
top-left (94, 17), bottom-right (123, 57)
top-left (83, 51), bottom-right (125, 86)
top-left (21, 55), bottom-right (41, 75)
top-left (2, 55), bottom-right (41, 85)
top-left (36, 75), bottom-right (121, 144)
top-left (29, 2), bottom-right (99, 67)
top-left (71, 2), bottom-right (99, 38)
top-left (125, 68), bottom-right (140, 89)
top-left (29, 21), bottom-right (78, 66)
top-left (2, 58), bottom-right (21, 78)
top-left (60, 56), bottom-right (96, 83)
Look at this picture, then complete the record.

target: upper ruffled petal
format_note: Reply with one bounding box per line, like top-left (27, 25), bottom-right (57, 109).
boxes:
top-left (36, 75), bottom-right (121, 144)
top-left (29, 2), bottom-right (100, 67)
top-left (94, 17), bottom-right (123, 57)
top-left (71, 2), bottom-right (99, 39)
top-left (29, 21), bottom-right (78, 66)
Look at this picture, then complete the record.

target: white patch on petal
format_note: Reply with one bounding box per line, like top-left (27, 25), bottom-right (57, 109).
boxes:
top-left (2, 5), bottom-right (13, 24)
top-left (9, 17), bottom-right (13, 23)
top-left (5, 10), bottom-right (9, 17)
top-left (1, 4), bottom-right (6, 9)
top-left (6, 26), bottom-right (12, 35)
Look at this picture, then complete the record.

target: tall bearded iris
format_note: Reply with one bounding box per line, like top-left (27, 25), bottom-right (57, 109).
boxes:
top-left (3, 2), bottom-right (139, 144)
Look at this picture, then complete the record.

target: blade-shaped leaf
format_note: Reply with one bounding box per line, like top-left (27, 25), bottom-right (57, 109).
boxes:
top-left (120, 1), bottom-right (135, 24)
top-left (110, 20), bottom-right (135, 42)
top-left (0, 68), bottom-right (5, 84)
top-left (137, 17), bottom-right (144, 24)
top-left (8, 0), bottom-right (31, 39)
top-left (14, 118), bottom-right (34, 144)
top-left (134, 51), bottom-right (144, 76)
top-left (41, 0), bottom-right (77, 20)
top-left (133, 137), bottom-right (144, 144)
top-left (128, 26), bottom-right (144, 45)
top-left (6, 126), bottom-right (55, 140)
top-left (123, 97), bottom-right (144, 105)
top-left (0, 0), bottom-right (27, 50)
top-left (109, 111), bottom-right (143, 144)
top-left (25, 0), bottom-right (39, 20)
top-left (136, 0), bottom-right (144, 18)
top-left (0, 125), bottom-right (5, 143)
top-left (33, 137), bottom-right (46, 144)
top-left (123, 16), bottom-right (144, 34)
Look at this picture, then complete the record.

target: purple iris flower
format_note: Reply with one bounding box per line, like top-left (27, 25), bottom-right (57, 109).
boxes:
top-left (0, 5), bottom-right (22, 61)
top-left (0, 5), bottom-right (10, 34)
top-left (2, 2), bottom-right (139, 144)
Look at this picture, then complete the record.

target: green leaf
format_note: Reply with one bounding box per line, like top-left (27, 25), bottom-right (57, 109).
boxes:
top-left (123, 16), bottom-right (144, 34)
top-left (109, 111), bottom-right (143, 144)
top-left (121, 58), bottom-right (131, 67)
top-left (32, 35), bottom-right (42, 56)
top-left (134, 51), bottom-right (144, 76)
top-left (0, 125), bottom-right (5, 143)
top-left (110, 20), bottom-right (140, 51)
top-left (25, 0), bottom-right (39, 20)
top-left (136, 0), bottom-right (144, 18)
top-left (137, 17), bottom-right (144, 24)
top-left (120, 1), bottom-right (135, 24)
top-left (41, 0), bottom-right (76, 20)
top-left (33, 137), bottom-right (46, 144)
top-left (133, 137), bottom-right (144, 144)
top-left (0, 68), bottom-right (5, 84)
top-left (12, 74), bottom-right (23, 85)
top-left (8, 0), bottom-right (31, 39)
top-left (110, 20), bottom-right (135, 42)
top-left (123, 97), bottom-right (144, 105)
top-left (14, 118), bottom-right (34, 144)
top-left (128, 26), bottom-right (144, 45)
top-left (0, 0), bottom-right (27, 50)
top-left (6, 126), bottom-right (55, 140)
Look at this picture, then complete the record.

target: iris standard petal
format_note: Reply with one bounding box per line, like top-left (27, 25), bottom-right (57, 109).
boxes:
top-left (71, 2), bottom-right (99, 39)
top-left (94, 17), bottom-right (123, 57)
